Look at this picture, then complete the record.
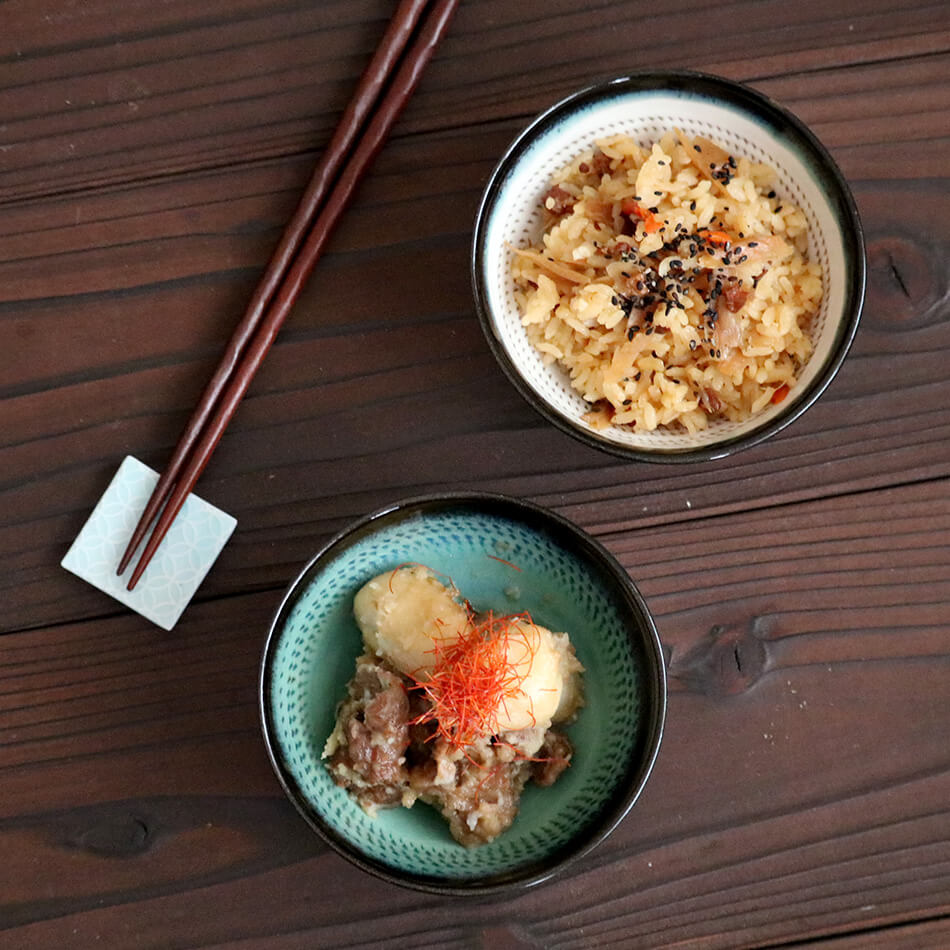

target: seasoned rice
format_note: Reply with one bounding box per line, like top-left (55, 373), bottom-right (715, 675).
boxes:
top-left (511, 130), bottom-right (823, 433)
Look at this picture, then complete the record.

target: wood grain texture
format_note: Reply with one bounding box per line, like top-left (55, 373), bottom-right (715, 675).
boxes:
top-left (1, 93), bottom-right (948, 631)
top-left (797, 918), bottom-right (950, 948)
top-left (1, 0), bottom-right (948, 200)
top-left (1, 478), bottom-right (947, 947)
top-left (1, 0), bottom-right (948, 945)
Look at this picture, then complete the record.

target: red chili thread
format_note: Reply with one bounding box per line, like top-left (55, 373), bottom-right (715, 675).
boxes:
top-left (486, 554), bottom-right (522, 571)
top-left (386, 562), bottom-right (461, 597)
top-left (408, 611), bottom-right (541, 752)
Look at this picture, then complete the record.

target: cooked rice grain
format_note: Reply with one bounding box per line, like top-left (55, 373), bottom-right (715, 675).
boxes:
top-left (512, 131), bottom-right (822, 433)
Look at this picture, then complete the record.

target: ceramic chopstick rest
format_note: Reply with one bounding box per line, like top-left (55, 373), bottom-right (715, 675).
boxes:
top-left (62, 456), bottom-right (236, 630)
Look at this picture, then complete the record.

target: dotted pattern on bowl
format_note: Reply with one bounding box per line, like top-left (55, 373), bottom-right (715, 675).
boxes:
top-left (480, 89), bottom-right (845, 451)
top-left (266, 508), bottom-right (647, 880)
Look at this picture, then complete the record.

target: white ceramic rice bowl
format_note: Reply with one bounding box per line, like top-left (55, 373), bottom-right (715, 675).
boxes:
top-left (472, 70), bottom-right (865, 461)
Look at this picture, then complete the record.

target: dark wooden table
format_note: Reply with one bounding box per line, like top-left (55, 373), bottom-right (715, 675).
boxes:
top-left (2, 1), bottom-right (948, 946)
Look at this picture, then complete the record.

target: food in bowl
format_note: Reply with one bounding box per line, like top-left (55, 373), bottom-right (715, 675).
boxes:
top-left (511, 129), bottom-right (823, 433)
top-left (261, 494), bottom-right (667, 890)
top-left (323, 564), bottom-right (584, 846)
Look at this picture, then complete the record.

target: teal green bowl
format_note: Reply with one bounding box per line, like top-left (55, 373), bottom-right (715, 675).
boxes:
top-left (259, 493), bottom-right (666, 893)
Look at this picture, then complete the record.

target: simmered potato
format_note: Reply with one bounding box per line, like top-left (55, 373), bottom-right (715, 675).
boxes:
top-left (354, 566), bottom-right (469, 676)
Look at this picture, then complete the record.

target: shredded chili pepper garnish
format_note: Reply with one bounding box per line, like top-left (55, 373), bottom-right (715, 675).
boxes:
top-left (408, 611), bottom-right (541, 752)
top-left (486, 554), bottom-right (522, 571)
top-left (387, 562), bottom-right (459, 595)
top-left (470, 742), bottom-right (563, 803)
top-left (490, 735), bottom-right (555, 764)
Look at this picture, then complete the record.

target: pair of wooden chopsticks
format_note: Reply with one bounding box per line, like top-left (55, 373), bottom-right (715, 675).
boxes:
top-left (117, 0), bottom-right (459, 591)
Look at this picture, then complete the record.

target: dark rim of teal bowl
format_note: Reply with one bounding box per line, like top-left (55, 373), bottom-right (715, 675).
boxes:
top-left (471, 69), bottom-right (867, 463)
top-left (259, 492), bottom-right (667, 895)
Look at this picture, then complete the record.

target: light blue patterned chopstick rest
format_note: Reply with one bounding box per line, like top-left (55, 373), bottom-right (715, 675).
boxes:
top-left (61, 456), bottom-right (237, 630)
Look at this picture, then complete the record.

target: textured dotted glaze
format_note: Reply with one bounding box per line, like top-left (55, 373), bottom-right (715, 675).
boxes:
top-left (477, 81), bottom-right (853, 453)
top-left (262, 499), bottom-right (662, 885)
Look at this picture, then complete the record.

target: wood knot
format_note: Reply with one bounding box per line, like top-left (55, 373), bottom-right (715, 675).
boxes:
top-left (668, 618), bottom-right (771, 696)
top-left (865, 235), bottom-right (947, 330)
top-left (70, 814), bottom-right (151, 857)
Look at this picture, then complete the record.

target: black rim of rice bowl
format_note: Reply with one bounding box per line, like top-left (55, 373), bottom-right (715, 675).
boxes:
top-left (259, 492), bottom-right (667, 894)
top-left (472, 70), bottom-right (866, 462)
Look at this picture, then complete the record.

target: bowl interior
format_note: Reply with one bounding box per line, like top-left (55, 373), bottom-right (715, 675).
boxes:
top-left (261, 496), bottom-right (665, 891)
top-left (474, 72), bottom-right (864, 458)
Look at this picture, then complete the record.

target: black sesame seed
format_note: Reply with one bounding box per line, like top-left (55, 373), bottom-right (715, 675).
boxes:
top-left (635, 372), bottom-right (642, 381)
top-left (654, 190), bottom-right (663, 196)
top-left (689, 200), bottom-right (697, 210)
top-left (689, 339), bottom-right (697, 351)
top-left (623, 398), bottom-right (632, 405)
top-left (748, 241), bottom-right (759, 247)
top-left (767, 190), bottom-right (776, 198)
top-left (693, 144), bottom-right (701, 152)
top-left (774, 205), bottom-right (783, 213)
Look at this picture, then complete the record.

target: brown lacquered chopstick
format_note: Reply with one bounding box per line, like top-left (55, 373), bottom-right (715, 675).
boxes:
top-left (122, 0), bottom-right (459, 591)
top-left (116, 0), bottom-right (430, 580)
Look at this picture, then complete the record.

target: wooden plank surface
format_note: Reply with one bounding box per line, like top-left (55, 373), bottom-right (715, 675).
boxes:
top-left (3, 0), bottom-right (948, 200)
top-left (1, 478), bottom-right (947, 947)
top-left (2, 109), bottom-right (948, 631)
top-left (0, 0), bottom-right (948, 946)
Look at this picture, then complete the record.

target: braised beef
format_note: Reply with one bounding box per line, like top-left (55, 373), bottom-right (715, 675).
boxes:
top-left (531, 729), bottom-right (574, 787)
top-left (326, 657), bottom-right (576, 847)
top-left (543, 184), bottom-right (575, 215)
